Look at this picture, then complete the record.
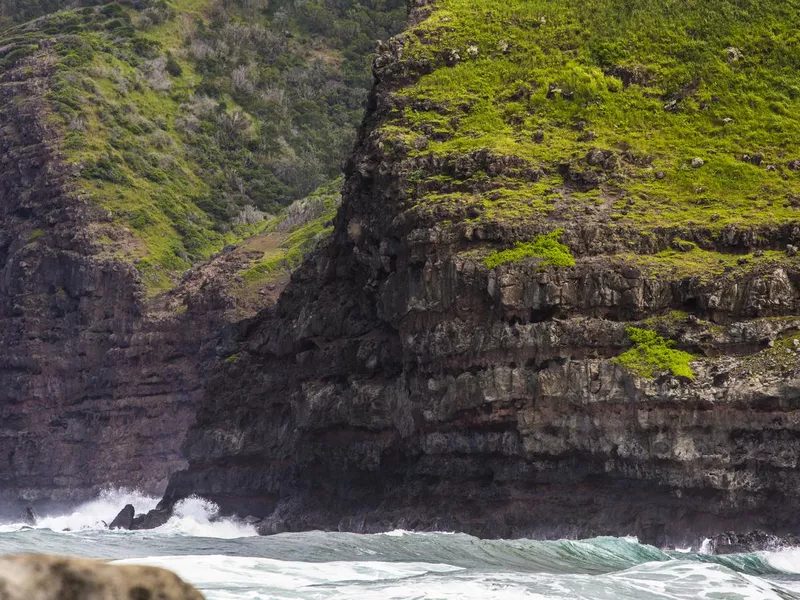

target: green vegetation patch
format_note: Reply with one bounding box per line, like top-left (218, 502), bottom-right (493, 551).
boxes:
top-left (483, 229), bottom-right (574, 269)
top-left (386, 0), bottom-right (800, 233)
top-left (1, 0), bottom-right (404, 293)
top-left (622, 246), bottom-right (799, 283)
top-left (740, 328), bottom-right (800, 376)
top-left (240, 185), bottom-right (339, 285)
top-left (614, 327), bottom-right (695, 379)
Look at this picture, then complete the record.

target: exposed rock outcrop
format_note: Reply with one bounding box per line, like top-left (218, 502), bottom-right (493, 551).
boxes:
top-left (0, 555), bottom-right (203, 600)
top-left (160, 0), bottom-right (800, 547)
top-left (710, 530), bottom-right (799, 555)
top-left (108, 504), bottom-right (173, 531)
top-left (108, 505), bottom-right (135, 530)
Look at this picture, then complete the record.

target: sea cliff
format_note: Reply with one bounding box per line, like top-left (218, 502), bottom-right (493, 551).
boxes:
top-left (162, 0), bottom-right (800, 545)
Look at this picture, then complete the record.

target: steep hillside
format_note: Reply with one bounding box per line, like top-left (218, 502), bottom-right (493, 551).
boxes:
top-left (0, 0), bottom-right (402, 290)
top-left (0, 0), bottom-right (392, 510)
top-left (163, 0), bottom-right (800, 544)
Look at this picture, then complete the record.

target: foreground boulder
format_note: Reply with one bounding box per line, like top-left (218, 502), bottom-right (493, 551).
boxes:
top-left (0, 555), bottom-right (203, 599)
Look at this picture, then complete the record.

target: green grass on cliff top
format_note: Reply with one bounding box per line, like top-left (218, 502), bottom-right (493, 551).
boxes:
top-left (483, 229), bottom-right (574, 269)
top-left (389, 0), bottom-right (800, 232)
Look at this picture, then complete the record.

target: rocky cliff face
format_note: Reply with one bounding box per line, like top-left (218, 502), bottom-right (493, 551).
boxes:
top-left (0, 47), bottom-right (278, 510)
top-left (163, 0), bottom-right (800, 544)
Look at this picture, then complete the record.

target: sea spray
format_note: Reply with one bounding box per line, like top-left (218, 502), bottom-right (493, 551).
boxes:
top-left (0, 489), bottom-right (255, 538)
top-left (19, 488), bottom-right (159, 532)
top-left (1, 492), bottom-right (800, 599)
top-left (158, 496), bottom-right (257, 538)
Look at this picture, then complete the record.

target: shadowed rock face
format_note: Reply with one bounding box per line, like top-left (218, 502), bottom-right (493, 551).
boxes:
top-left (0, 50), bottom-right (261, 512)
top-left (161, 0), bottom-right (800, 546)
top-left (0, 555), bottom-right (203, 600)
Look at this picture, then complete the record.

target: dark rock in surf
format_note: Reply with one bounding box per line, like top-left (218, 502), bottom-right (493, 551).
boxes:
top-left (130, 508), bottom-right (171, 531)
top-left (131, 514), bottom-right (146, 529)
top-left (710, 530), bottom-right (799, 554)
top-left (108, 505), bottom-right (135, 530)
top-left (638, 522), bottom-right (667, 548)
top-left (256, 518), bottom-right (286, 536)
top-left (23, 506), bottom-right (37, 526)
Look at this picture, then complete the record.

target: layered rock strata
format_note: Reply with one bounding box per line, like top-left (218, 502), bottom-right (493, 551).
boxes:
top-left (0, 49), bottom-right (277, 511)
top-left (162, 0), bottom-right (800, 545)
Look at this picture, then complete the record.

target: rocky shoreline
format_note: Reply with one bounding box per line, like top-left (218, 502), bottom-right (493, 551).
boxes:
top-left (100, 499), bottom-right (800, 555)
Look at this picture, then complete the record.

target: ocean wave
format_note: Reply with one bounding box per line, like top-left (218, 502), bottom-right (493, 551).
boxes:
top-left (115, 554), bottom-right (462, 594)
top-left (764, 548), bottom-right (800, 574)
top-left (3, 492), bottom-right (800, 599)
top-left (116, 553), bottom-right (800, 600)
top-left (0, 517), bottom-right (798, 599)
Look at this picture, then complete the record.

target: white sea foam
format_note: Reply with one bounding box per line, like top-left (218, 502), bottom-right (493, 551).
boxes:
top-left (764, 547), bottom-right (800, 573)
top-left (156, 496), bottom-right (257, 538)
top-left (28, 488), bottom-right (158, 532)
top-left (605, 560), bottom-right (795, 600)
top-left (380, 529), bottom-right (411, 537)
top-left (116, 554), bottom-right (800, 600)
top-left (116, 555), bottom-right (464, 600)
top-left (698, 538), bottom-right (714, 555)
top-left (0, 489), bottom-right (256, 538)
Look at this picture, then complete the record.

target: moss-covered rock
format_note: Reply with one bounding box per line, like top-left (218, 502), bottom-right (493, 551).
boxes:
top-left (614, 327), bottom-right (695, 379)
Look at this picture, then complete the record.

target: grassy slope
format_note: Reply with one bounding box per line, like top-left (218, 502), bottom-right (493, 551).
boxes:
top-left (0, 0), bottom-right (403, 293)
top-left (236, 179), bottom-right (340, 290)
top-left (384, 0), bottom-right (800, 268)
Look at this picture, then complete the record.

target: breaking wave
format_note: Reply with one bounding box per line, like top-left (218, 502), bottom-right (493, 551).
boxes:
top-left (116, 542), bottom-right (800, 600)
top-left (2, 491), bottom-right (800, 598)
top-left (0, 488), bottom-right (256, 538)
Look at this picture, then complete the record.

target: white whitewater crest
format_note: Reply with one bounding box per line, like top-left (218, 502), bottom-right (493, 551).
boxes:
top-left (765, 547), bottom-right (800, 574)
top-left (0, 512), bottom-right (799, 600)
top-left (0, 488), bottom-right (159, 533)
top-left (115, 555), bottom-right (463, 600)
top-left (698, 538), bottom-right (714, 555)
top-left (116, 552), bottom-right (800, 600)
top-left (158, 496), bottom-right (257, 539)
top-left (0, 488), bottom-right (256, 538)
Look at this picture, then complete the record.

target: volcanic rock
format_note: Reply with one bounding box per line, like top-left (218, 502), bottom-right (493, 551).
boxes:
top-left (108, 505), bottom-right (135, 530)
